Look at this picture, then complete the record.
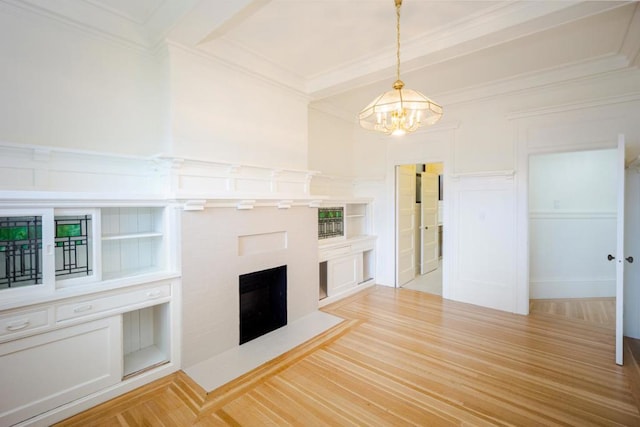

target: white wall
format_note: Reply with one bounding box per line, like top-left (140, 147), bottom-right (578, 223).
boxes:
top-left (0, 4), bottom-right (167, 155)
top-left (328, 69), bottom-right (640, 314)
top-left (0, 5), bottom-right (311, 171)
top-left (308, 107), bottom-right (354, 176)
top-left (168, 46), bottom-right (310, 170)
top-left (529, 149), bottom-right (617, 299)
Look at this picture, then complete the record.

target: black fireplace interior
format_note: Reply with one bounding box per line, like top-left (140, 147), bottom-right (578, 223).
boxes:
top-left (239, 265), bottom-right (287, 345)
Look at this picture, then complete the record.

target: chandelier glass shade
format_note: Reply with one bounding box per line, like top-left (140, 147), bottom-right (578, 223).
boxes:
top-left (358, 0), bottom-right (443, 136)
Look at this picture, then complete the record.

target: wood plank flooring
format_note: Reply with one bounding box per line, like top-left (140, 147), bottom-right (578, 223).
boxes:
top-left (529, 297), bottom-right (616, 329)
top-left (56, 286), bottom-right (640, 426)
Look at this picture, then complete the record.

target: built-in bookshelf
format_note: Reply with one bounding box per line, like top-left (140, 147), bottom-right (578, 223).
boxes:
top-left (318, 200), bottom-right (376, 305)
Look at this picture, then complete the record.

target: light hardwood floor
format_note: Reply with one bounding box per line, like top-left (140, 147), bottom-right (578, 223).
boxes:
top-left (57, 286), bottom-right (640, 426)
top-left (530, 297), bottom-right (616, 329)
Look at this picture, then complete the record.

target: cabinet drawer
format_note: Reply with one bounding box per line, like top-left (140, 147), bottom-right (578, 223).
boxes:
top-left (351, 240), bottom-right (375, 253)
top-left (0, 308), bottom-right (51, 339)
top-left (319, 245), bottom-right (351, 261)
top-left (56, 284), bottom-right (171, 322)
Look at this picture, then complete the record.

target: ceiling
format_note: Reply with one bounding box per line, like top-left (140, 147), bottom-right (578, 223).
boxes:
top-left (8, 0), bottom-right (640, 118)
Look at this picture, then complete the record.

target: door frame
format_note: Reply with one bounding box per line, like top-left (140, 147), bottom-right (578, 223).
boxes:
top-left (394, 160), bottom-right (447, 290)
top-left (515, 140), bottom-right (621, 316)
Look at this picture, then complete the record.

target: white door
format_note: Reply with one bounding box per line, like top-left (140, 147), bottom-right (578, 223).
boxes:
top-left (615, 135), bottom-right (626, 365)
top-left (396, 165), bottom-right (416, 286)
top-left (421, 172), bottom-right (439, 274)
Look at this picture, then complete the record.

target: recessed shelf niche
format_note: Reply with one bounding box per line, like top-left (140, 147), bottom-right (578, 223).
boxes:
top-left (122, 303), bottom-right (170, 379)
top-left (101, 207), bottom-right (165, 280)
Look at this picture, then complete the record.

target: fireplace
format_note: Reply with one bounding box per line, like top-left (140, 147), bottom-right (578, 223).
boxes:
top-left (239, 265), bottom-right (287, 345)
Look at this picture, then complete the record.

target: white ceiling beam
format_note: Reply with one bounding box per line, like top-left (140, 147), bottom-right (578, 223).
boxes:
top-left (167, 0), bottom-right (270, 47)
top-left (307, 1), bottom-right (630, 98)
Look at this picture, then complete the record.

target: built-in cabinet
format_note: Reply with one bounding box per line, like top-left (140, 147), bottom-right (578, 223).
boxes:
top-left (318, 200), bottom-right (376, 305)
top-left (0, 204), bottom-right (179, 426)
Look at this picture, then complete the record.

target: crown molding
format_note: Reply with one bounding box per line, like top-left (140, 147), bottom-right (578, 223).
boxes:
top-left (81, 0), bottom-right (162, 26)
top-left (166, 41), bottom-right (310, 103)
top-left (308, 102), bottom-right (357, 125)
top-left (506, 91), bottom-right (640, 120)
top-left (438, 53), bottom-right (632, 107)
top-left (0, 0), bottom-right (155, 56)
top-left (621, 3), bottom-right (640, 67)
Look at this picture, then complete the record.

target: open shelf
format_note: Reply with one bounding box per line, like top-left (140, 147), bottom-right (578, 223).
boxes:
top-left (122, 304), bottom-right (170, 379)
top-left (101, 207), bottom-right (166, 281)
top-left (123, 345), bottom-right (169, 379)
top-left (101, 232), bottom-right (163, 241)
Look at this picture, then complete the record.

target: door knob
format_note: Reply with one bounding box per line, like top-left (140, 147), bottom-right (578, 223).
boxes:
top-left (608, 254), bottom-right (615, 261)
top-left (627, 256), bottom-right (634, 263)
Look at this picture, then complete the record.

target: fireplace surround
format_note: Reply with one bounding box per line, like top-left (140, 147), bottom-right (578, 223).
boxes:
top-left (180, 205), bottom-right (319, 369)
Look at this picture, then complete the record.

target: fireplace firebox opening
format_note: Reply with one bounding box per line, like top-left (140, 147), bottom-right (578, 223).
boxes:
top-left (239, 265), bottom-right (287, 345)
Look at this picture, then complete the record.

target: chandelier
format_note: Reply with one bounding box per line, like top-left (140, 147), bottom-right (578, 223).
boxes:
top-left (358, 0), bottom-right (443, 136)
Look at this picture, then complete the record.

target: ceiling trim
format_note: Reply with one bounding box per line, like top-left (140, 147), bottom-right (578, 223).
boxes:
top-left (620, 3), bottom-right (640, 66)
top-left (82, 0), bottom-right (163, 25)
top-left (167, 41), bottom-right (310, 103)
top-left (438, 54), bottom-right (631, 106)
top-left (0, 0), bottom-right (153, 54)
top-left (197, 0), bottom-right (271, 45)
top-left (506, 91), bottom-right (640, 120)
top-left (197, 37), bottom-right (307, 93)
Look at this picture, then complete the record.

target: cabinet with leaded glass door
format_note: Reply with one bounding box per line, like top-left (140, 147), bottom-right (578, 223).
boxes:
top-left (0, 207), bottom-right (170, 295)
top-left (0, 209), bottom-right (55, 298)
top-left (0, 205), bottom-right (177, 426)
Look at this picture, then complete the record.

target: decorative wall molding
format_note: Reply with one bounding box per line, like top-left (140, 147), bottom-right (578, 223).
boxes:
top-left (530, 211), bottom-right (616, 220)
top-left (0, 142), bottom-right (323, 207)
top-left (310, 174), bottom-right (357, 199)
top-left (0, 141), bottom-right (165, 196)
top-left (451, 169), bottom-right (515, 180)
top-left (155, 154), bottom-right (319, 202)
top-left (450, 176), bottom-right (517, 312)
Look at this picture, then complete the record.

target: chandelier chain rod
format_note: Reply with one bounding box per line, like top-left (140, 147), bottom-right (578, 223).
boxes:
top-left (396, 1), bottom-right (401, 82)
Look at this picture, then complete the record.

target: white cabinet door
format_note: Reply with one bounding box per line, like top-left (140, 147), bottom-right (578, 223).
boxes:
top-left (327, 254), bottom-right (363, 296)
top-left (0, 316), bottom-right (122, 426)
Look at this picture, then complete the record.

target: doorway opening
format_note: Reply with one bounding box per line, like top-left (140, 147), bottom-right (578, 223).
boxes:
top-left (527, 149), bottom-right (617, 329)
top-left (396, 162), bottom-right (444, 295)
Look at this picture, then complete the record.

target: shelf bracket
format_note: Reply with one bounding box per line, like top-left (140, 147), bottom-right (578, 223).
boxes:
top-left (183, 200), bottom-right (207, 211)
top-left (237, 200), bottom-right (256, 210)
